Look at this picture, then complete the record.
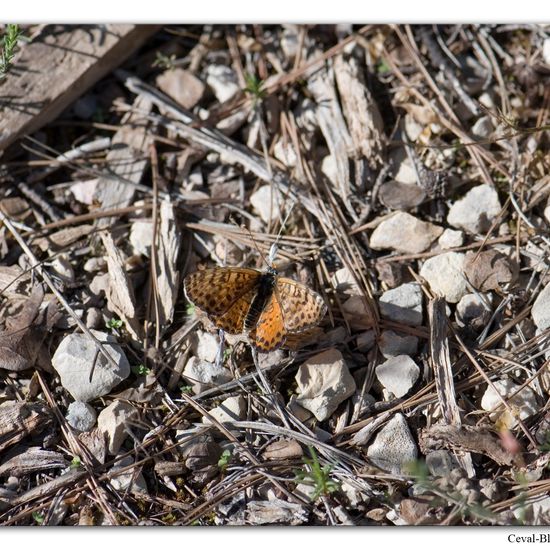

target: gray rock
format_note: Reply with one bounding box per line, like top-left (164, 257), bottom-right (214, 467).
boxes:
top-left (532, 282), bottom-right (550, 330)
top-left (129, 220), bottom-right (153, 257)
top-left (109, 455), bottom-right (148, 495)
top-left (356, 330), bottom-right (375, 352)
top-left (66, 401), bottom-right (96, 432)
top-left (379, 283), bottom-right (423, 326)
top-left (85, 307), bottom-right (104, 330)
top-left (481, 379), bottom-right (538, 427)
top-left (191, 331), bottom-right (220, 363)
top-left (205, 65), bottom-right (239, 103)
top-left (367, 413), bottom-right (418, 474)
top-left (420, 252), bottom-right (468, 303)
top-left (447, 183), bottom-right (502, 234)
top-left (203, 396), bottom-right (245, 424)
top-left (97, 400), bottom-right (138, 455)
top-left (183, 356), bottom-right (232, 394)
top-left (379, 331), bottom-right (419, 359)
top-left (438, 228), bottom-right (464, 249)
top-left (471, 116), bottom-right (494, 139)
top-left (425, 450), bottom-right (460, 477)
top-left (250, 185), bottom-right (281, 224)
top-left (52, 330), bottom-right (131, 402)
top-left (370, 212), bottom-right (443, 253)
top-left (295, 349), bottom-right (356, 421)
top-left (375, 355), bottom-right (420, 398)
top-left (156, 68), bottom-right (205, 110)
top-left (456, 293), bottom-right (492, 329)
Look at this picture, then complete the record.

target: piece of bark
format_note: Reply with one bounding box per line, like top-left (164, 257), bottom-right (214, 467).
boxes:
top-left (0, 401), bottom-right (54, 452)
top-left (100, 231), bottom-right (141, 340)
top-left (0, 446), bottom-right (67, 477)
top-left (419, 425), bottom-right (514, 466)
top-left (95, 93), bottom-right (154, 227)
top-left (32, 224), bottom-right (95, 252)
top-left (333, 53), bottom-right (385, 167)
top-left (0, 24), bottom-right (160, 152)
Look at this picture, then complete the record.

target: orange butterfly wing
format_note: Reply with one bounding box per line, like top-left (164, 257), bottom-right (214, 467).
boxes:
top-left (184, 267), bottom-right (261, 333)
top-left (249, 293), bottom-right (287, 352)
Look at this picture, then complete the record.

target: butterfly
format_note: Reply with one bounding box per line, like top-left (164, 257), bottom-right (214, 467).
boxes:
top-left (184, 265), bottom-right (327, 352)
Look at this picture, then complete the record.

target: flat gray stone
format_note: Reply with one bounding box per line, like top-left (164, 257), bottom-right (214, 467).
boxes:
top-left (52, 330), bottom-right (130, 402)
top-left (367, 413), bottom-right (418, 474)
top-left (447, 183), bottom-right (502, 234)
top-left (532, 282), bottom-right (550, 330)
top-left (66, 401), bottom-right (96, 432)
top-left (379, 331), bottom-right (418, 359)
top-left (420, 252), bottom-right (468, 303)
top-left (370, 212), bottom-right (443, 254)
top-left (379, 283), bottom-right (423, 326)
top-left (97, 400), bottom-right (138, 455)
top-left (295, 349), bottom-right (356, 421)
top-left (183, 356), bottom-right (232, 394)
top-left (375, 355), bottom-right (420, 398)
top-left (203, 396), bottom-right (245, 424)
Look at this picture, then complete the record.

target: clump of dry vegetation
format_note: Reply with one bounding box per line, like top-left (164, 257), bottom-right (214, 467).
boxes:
top-left (0, 24), bottom-right (549, 526)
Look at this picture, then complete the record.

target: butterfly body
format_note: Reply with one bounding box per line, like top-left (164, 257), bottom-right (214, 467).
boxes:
top-left (184, 266), bottom-right (326, 352)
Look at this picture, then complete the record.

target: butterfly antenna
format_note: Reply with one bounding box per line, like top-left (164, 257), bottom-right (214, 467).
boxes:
top-left (268, 200), bottom-right (296, 266)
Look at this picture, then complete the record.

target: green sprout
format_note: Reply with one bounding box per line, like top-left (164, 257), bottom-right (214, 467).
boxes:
top-left (218, 449), bottom-right (232, 472)
top-left (294, 446), bottom-right (340, 501)
top-left (106, 318), bottom-right (123, 330)
top-left (132, 364), bottom-right (150, 376)
top-left (244, 73), bottom-right (266, 105)
top-left (0, 24), bottom-right (24, 80)
top-left (32, 511), bottom-right (45, 525)
top-left (153, 51), bottom-right (177, 70)
top-left (180, 384), bottom-right (193, 395)
top-left (70, 456), bottom-right (82, 469)
top-left (186, 303), bottom-right (196, 316)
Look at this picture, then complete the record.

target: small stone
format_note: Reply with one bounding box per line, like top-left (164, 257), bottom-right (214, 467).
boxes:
top-left (342, 295), bottom-right (375, 330)
top-left (390, 148), bottom-right (416, 184)
top-left (379, 331), bottom-right (418, 359)
top-left (471, 116), bottom-right (494, 139)
top-left (51, 255), bottom-right (74, 283)
top-left (176, 432), bottom-right (221, 470)
top-left (182, 356), bottom-right (232, 394)
top-left (129, 220), bottom-right (153, 257)
top-left (249, 185), bottom-right (282, 224)
top-left (447, 183), bottom-right (502, 234)
top-left (367, 413), bottom-right (418, 474)
top-left (420, 252), bottom-right (468, 303)
top-left (295, 349), bottom-right (356, 421)
top-left (203, 396), bottom-right (245, 424)
top-left (438, 228), bottom-right (464, 250)
top-left (356, 330), bottom-right (375, 352)
top-left (379, 283), bottom-right (423, 326)
top-left (369, 212), bottom-right (443, 254)
top-left (286, 395), bottom-right (314, 423)
top-left (97, 400), bottom-right (138, 455)
top-left (378, 181), bottom-right (426, 210)
top-left (273, 139), bottom-right (297, 168)
top-left (205, 65), bottom-right (239, 103)
top-left (481, 378), bottom-right (538, 428)
top-left (52, 330), bottom-right (131, 402)
top-left (109, 456), bottom-right (148, 496)
top-left (66, 401), bottom-right (96, 432)
top-left (156, 68), bottom-right (205, 110)
top-left (83, 257), bottom-right (106, 273)
top-left (456, 293), bottom-right (492, 329)
top-left (85, 307), bottom-right (104, 330)
top-left (425, 450), bottom-right (460, 477)
top-left (375, 355), bottom-right (420, 398)
top-left (532, 282), bottom-right (550, 330)
top-left (544, 38), bottom-right (550, 65)
top-left (71, 179), bottom-right (100, 206)
top-left (191, 331), bottom-right (220, 363)
top-left (331, 267), bottom-right (361, 295)
top-left (400, 497), bottom-right (433, 525)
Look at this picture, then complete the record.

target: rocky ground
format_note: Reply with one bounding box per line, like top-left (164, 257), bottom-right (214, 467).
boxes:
top-left (0, 24), bottom-right (550, 525)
